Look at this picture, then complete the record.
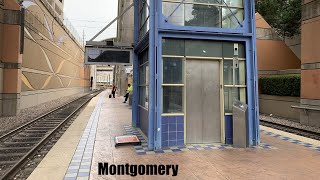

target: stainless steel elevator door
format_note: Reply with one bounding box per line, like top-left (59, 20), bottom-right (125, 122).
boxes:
top-left (186, 59), bottom-right (221, 144)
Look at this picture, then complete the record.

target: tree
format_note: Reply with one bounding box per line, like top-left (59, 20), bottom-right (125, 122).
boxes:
top-left (256, 0), bottom-right (301, 38)
top-left (185, 3), bottom-right (221, 27)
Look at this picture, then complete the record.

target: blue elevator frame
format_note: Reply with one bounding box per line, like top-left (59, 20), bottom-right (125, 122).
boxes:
top-left (132, 0), bottom-right (260, 150)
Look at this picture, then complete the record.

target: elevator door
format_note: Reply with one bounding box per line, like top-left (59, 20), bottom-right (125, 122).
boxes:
top-left (186, 59), bottom-right (221, 144)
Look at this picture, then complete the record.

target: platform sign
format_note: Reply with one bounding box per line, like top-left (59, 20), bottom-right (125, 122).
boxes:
top-left (115, 135), bottom-right (141, 147)
top-left (85, 46), bottom-right (133, 65)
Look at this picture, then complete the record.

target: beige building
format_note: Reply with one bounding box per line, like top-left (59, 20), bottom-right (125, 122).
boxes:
top-left (0, 0), bottom-right (90, 116)
top-left (46, 0), bottom-right (64, 20)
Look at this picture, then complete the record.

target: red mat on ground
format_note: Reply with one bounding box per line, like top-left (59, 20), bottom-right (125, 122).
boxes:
top-left (115, 135), bottom-right (141, 147)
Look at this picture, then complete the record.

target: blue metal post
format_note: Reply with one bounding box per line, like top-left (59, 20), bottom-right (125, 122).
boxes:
top-left (147, 0), bottom-right (156, 150)
top-left (251, 0), bottom-right (260, 145)
top-left (132, 0), bottom-right (139, 127)
top-left (154, 1), bottom-right (162, 149)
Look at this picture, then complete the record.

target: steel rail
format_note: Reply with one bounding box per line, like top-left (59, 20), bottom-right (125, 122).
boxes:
top-left (0, 91), bottom-right (98, 141)
top-left (260, 119), bottom-right (320, 141)
top-left (0, 91), bottom-right (101, 180)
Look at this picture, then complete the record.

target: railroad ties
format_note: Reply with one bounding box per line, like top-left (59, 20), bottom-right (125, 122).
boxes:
top-left (0, 91), bottom-right (101, 180)
top-left (260, 120), bottom-right (320, 141)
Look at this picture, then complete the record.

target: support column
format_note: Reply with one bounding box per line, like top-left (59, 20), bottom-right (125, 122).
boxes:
top-left (300, 1), bottom-right (320, 127)
top-left (0, 1), bottom-right (4, 116)
top-left (1, 0), bottom-right (22, 116)
top-left (116, 65), bottom-right (127, 96)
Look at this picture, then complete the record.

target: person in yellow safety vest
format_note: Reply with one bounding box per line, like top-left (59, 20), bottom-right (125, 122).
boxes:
top-left (128, 84), bottom-right (133, 95)
top-left (123, 84), bottom-right (132, 103)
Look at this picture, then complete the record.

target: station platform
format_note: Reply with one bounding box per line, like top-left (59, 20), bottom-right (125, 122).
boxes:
top-left (27, 90), bottom-right (320, 180)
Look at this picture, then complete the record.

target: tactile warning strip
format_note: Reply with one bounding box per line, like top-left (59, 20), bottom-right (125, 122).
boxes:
top-left (64, 92), bottom-right (105, 180)
top-left (124, 126), bottom-right (276, 155)
top-left (260, 129), bottom-right (320, 152)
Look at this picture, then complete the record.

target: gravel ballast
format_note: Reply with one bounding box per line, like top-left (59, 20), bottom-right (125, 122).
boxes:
top-left (260, 114), bottom-right (320, 134)
top-left (0, 93), bottom-right (89, 137)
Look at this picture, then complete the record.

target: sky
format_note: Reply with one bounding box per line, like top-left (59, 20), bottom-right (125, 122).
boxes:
top-left (64, 0), bottom-right (118, 42)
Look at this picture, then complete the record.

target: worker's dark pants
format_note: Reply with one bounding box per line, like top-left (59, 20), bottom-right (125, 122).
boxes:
top-left (124, 93), bottom-right (129, 102)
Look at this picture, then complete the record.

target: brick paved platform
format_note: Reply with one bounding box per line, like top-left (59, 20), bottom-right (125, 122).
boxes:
top-left (27, 90), bottom-right (320, 180)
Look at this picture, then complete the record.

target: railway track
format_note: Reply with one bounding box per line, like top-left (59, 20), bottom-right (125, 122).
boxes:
top-left (0, 91), bottom-right (101, 180)
top-left (260, 119), bottom-right (320, 141)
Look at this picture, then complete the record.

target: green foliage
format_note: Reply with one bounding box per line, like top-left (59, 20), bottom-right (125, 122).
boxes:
top-left (259, 75), bottom-right (300, 97)
top-left (256, 0), bottom-right (301, 37)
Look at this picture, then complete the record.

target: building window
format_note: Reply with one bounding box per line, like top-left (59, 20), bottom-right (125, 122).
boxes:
top-left (139, 0), bottom-right (150, 39)
top-left (224, 87), bottom-right (246, 113)
top-left (162, 39), bottom-right (247, 114)
top-left (162, 39), bottom-right (184, 114)
top-left (162, 57), bottom-right (184, 113)
top-left (223, 43), bottom-right (246, 113)
top-left (162, 0), bottom-right (244, 29)
top-left (139, 50), bottom-right (149, 108)
top-left (163, 57), bottom-right (183, 84)
top-left (163, 86), bottom-right (183, 113)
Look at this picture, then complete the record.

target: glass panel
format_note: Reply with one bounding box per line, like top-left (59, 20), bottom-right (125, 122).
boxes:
top-left (140, 5), bottom-right (147, 24)
top-left (222, 8), bottom-right (244, 29)
top-left (224, 0), bottom-right (243, 7)
top-left (139, 23), bottom-right (148, 39)
top-left (184, 4), bottom-right (221, 28)
top-left (185, 40), bottom-right (222, 57)
top-left (224, 87), bottom-right (246, 113)
top-left (223, 60), bottom-right (246, 85)
top-left (163, 58), bottom-right (183, 84)
top-left (163, 86), bottom-right (183, 113)
top-left (162, 2), bottom-right (184, 26)
top-left (223, 60), bottom-right (233, 85)
top-left (223, 42), bottom-right (245, 58)
top-left (139, 86), bottom-right (146, 107)
top-left (184, 0), bottom-right (221, 4)
top-left (145, 86), bottom-right (149, 108)
top-left (239, 87), bottom-right (246, 102)
top-left (138, 54), bottom-right (143, 65)
top-left (162, 39), bottom-right (185, 56)
top-left (237, 61), bottom-right (246, 85)
top-left (146, 64), bottom-right (149, 85)
top-left (139, 66), bottom-right (146, 85)
top-left (139, 50), bottom-right (148, 65)
top-left (139, 1), bottom-right (149, 39)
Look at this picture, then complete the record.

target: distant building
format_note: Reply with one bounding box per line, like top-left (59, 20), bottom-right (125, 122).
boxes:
top-left (96, 66), bottom-right (113, 84)
top-left (256, 13), bottom-right (301, 74)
